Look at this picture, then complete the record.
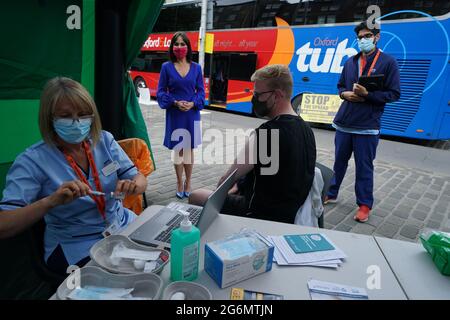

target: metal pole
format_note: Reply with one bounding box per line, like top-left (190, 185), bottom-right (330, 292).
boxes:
top-left (198, 0), bottom-right (208, 74)
top-left (207, 0), bottom-right (213, 30)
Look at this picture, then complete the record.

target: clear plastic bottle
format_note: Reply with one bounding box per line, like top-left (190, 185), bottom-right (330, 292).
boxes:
top-left (170, 212), bottom-right (200, 281)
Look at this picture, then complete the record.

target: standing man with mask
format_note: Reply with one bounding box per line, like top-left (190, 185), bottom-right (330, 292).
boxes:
top-left (325, 22), bottom-right (400, 222)
top-left (189, 64), bottom-right (316, 224)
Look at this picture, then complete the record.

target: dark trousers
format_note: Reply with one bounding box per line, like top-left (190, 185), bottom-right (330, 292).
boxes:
top-left (47, 245), bottom-right (90, 276)
top-left (328, 130), bottom-right (379, 209)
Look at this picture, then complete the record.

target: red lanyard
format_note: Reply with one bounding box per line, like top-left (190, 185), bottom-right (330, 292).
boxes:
top-left (62, 141), bottom-right (106, 219)
top-left (359, 49), bottom-right (381, 77)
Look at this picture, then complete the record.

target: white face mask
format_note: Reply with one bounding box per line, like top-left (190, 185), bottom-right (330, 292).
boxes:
top-left (358, 37), bottom-right (376, 53)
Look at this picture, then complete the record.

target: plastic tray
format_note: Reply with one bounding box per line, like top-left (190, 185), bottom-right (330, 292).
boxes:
top-left (56, 266), bottom-right (163, 300)
top-left (162, 281), bottom-right (213, 300)
top-left (89, 235), bottom-right (169, 274)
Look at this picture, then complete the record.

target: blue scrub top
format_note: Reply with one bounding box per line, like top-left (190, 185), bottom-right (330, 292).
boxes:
top-left (0, 131), bottom-right (139, 265)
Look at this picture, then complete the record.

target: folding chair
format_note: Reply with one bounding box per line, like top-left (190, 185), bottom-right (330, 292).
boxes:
top-left (315, 162), bottom-right (334, 228)
top-left (117, 138), bottom-right (155, 214)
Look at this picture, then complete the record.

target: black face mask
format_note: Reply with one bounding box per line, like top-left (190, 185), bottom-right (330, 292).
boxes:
top-left (251, 92), bottom-right (275, 118)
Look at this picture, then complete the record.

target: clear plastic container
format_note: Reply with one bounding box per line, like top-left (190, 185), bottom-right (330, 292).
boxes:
top-left (90, 235), bottom-right (169, 274)
top-left (56, 266), bottom-right (163, 300)
top-left (162, 281), bottom-right (212, 300)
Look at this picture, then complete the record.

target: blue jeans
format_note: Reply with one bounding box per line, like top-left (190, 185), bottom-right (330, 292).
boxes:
top-left (328, 130), bottom-right (379, 209)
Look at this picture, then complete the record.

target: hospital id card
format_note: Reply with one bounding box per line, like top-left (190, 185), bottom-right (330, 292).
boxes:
top-left (102, 219), bottom-right (121, 238)
top-left (102, 161), bottom-right (120, 176)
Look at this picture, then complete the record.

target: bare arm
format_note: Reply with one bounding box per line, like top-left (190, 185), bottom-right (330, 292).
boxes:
top-left (115, 173), bottom-right (147, 195)
top-left (0, 180), bottom-right (90, 239)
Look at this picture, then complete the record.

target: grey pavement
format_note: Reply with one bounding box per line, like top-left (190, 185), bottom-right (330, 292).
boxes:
top-left (139, 100), bottom-right (450, 243)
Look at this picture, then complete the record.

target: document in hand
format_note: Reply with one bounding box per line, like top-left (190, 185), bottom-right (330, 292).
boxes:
top-left (268, 234), bottom-right (346, 268)
top-left (308, 279), bottom-right (369, 300)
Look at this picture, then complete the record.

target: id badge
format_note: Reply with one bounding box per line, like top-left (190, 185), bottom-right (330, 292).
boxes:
top-left (102, 219), bottom-right (121, 238)
top-left (102, 160), bottom-right (120, 176)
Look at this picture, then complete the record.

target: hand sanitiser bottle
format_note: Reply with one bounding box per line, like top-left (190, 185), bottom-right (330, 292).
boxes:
top-left (170, 212), bottom-right (200, 281)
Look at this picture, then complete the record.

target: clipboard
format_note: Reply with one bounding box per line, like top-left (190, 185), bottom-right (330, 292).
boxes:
top-left (358, 74), bottom-right (384, 92)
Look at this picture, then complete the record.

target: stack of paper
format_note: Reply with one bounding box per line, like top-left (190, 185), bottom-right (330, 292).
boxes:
top-left (268, 233), bottom-right (346, 268)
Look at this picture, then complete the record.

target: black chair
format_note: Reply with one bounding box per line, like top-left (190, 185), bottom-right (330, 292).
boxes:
top-left (315, 162), bottom-right (334, 228)
top-left (0, 219), bottom-right (64, 299)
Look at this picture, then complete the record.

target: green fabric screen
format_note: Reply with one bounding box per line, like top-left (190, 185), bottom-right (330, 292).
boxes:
top-left (0, 0), bottom-right (95, 299)
top-left (0, 0), bottom-right (95, 165)
top-left (122, 0), bottom-right (164, 168)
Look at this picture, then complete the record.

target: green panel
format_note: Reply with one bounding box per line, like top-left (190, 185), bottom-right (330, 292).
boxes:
top-left (0, 162), bottom-right (12, 195)
top-left (0, 0), bottom-right (83, 99)
top-left (0, 100), bottom-right (41, 163)
top-left (82, 0), bottom-right (96, 96)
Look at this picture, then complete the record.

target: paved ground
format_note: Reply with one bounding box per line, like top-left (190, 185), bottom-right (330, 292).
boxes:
top-left (140, 100), bottom-right (450, 243)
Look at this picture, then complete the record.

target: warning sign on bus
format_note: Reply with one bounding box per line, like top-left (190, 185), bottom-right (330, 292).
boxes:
top-left (299, 94), bottom-right (343, 124)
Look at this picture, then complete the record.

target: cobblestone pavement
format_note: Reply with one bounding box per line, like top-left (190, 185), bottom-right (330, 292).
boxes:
top-left (140, 101), bottom-right (450, 243)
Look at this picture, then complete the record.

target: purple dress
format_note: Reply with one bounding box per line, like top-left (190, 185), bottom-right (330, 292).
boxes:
top-left (157, 61), bottom-right (205, 150)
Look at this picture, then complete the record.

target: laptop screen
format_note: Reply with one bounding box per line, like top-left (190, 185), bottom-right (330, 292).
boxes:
top-left (196, 169), bottom-right (238, 233)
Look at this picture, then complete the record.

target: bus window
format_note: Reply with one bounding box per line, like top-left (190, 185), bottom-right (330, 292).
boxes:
top-left (130, 54), bottom-right (146, 72)
top-left (302, 0), bottom-right (380, 25)
top-left (153, 3), bottom-right (201, 32)
top-left (228, 53), bottom-right (257, 82)
top-left (375, 0), bottom-right (450, 19)
top-left (153, 6), bottom-right (177, 32)
top-left (213, 0), bottom-right (256, 29)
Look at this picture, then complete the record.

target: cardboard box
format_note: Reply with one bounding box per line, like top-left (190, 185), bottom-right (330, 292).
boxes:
top-left (204, 231), bottom-right (274, 288)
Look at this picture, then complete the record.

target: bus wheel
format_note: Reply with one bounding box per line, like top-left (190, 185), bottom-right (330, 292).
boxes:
top-left (291, 94), bottom-right (303, 115)
top-left (133, 77), bottom-right (147, 97)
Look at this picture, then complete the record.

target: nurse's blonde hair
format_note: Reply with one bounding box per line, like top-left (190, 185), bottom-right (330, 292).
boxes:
top-left (39, 77), bottom-right (102, 146)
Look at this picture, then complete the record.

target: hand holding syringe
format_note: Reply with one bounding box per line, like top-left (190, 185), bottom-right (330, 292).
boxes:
top-left (89, 190), bottom-right (125, 200)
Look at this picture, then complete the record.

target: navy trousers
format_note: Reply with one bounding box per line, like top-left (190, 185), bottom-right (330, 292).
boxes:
top-left (328, 130), bottom-right (379, 209)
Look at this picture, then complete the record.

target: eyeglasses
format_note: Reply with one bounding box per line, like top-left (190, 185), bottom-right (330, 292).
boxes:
top-left (357, 33), bottom-right (374, 40)
top-left (54, 114), bottom-right (94, 125)
top-left (252, 90), bottom-right (274, 100)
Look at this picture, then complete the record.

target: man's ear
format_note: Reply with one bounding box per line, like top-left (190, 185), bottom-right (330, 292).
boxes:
top-left (374, 33), bottom-right (381, 43)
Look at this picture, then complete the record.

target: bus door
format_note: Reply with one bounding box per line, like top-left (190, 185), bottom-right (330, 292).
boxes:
top-left (209, 53), bottom-right (230, 107)
top-left (226, 53), bottom-right (257, 113)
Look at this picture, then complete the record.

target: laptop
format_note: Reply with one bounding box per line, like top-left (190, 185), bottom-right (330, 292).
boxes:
top-left (130, 169), bottom-right (237, 249)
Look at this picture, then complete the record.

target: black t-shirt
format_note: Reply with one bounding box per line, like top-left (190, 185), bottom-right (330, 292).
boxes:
top-left (247, 114), bottom-right (316, 223)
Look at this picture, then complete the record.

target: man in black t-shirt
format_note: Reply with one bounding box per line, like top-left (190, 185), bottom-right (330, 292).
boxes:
top-left (189, 64), bottom-right (316, 224)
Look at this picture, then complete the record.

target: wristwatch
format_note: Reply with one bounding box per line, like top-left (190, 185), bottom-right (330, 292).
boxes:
top-left (339, 92), bottom-right (345, 100)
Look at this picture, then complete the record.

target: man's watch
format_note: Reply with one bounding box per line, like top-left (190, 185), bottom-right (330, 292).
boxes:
top-left (339, 92), bottom-right (345, 99)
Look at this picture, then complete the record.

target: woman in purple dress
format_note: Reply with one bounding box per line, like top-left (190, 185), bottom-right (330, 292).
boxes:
top-left (157, 32), bottom-right (205, 199)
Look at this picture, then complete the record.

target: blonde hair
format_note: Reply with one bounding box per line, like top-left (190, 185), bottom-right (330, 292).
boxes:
top-left (251, 64), bottom-right (293, 99)
top-left (39, 77), bottom-right (102, 146)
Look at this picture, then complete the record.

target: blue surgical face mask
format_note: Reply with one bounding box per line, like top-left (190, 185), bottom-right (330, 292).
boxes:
top-left (53, 117), bottom-right (92, 144)
top-left (358, 37), bottom-right (375, 53)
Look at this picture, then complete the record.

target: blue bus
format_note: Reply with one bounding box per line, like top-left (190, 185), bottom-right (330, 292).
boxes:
top-left (139, 0), bottom-right (450, 140)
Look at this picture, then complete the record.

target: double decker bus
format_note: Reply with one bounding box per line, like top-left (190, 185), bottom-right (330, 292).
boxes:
top-left (130, 0), bottom-right (450, 140)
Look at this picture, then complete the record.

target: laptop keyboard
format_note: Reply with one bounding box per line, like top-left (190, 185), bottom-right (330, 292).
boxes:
top-left (155, 207), bottom-right (202, 243)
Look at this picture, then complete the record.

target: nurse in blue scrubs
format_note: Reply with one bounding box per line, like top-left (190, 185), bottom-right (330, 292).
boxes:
top-left (0, 77), bottom-right (148, 275)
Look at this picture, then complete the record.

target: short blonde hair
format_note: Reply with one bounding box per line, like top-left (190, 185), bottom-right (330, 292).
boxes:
top-left (251, 64), bottom-right (293, 99)
top-left (39, 77), bottom-right (102, 146)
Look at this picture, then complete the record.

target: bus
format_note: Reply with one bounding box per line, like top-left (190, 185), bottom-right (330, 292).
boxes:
top-left (130, 0), bottom-right (450, 140)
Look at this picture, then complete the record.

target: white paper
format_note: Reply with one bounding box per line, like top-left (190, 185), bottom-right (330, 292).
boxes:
top-left (273, 248), bottom-right (341, 268)
top-left (307, 279), bottom-right (369, 300)
top-left (111, 243), bottom-right (160, 261)
top-left (270, 235), bottom-right (347, 264)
